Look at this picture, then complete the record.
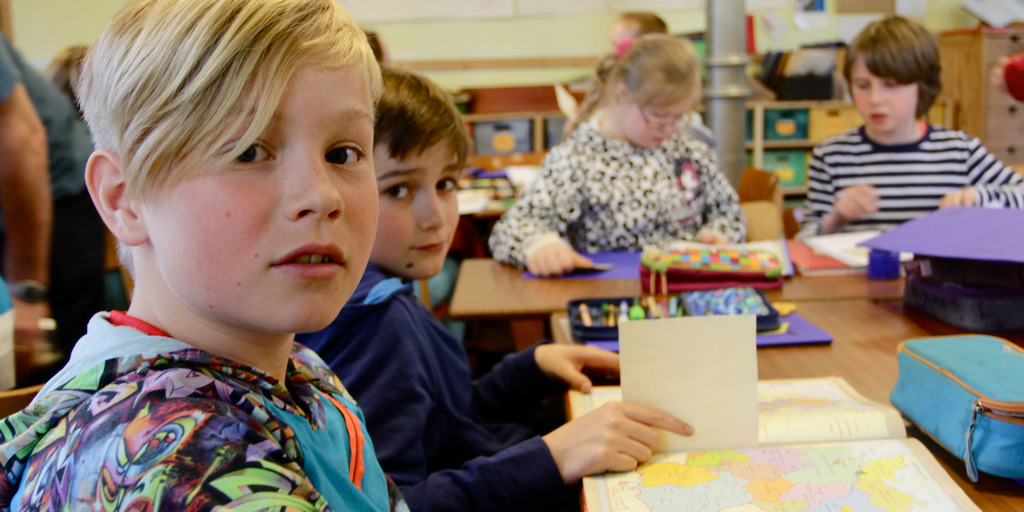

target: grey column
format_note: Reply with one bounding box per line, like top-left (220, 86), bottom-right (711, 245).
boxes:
top-left (705, 0), bottom-right (750, 187)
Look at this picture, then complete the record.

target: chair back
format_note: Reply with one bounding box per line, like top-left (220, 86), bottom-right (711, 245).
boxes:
top-left (737, 167), bottom-right (784, 241)
top-left (0, 383), bottom-right (43, 419)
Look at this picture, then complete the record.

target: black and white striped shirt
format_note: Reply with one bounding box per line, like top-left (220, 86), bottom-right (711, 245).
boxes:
top-left (799, 126), bottom-right (1024, 236)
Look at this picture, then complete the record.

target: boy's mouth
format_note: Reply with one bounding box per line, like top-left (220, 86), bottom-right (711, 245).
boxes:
top-left (291, 254), bottom-right (335, 264)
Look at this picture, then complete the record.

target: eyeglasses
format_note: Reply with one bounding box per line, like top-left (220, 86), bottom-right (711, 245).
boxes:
top-left (638, 106), bottom-right (685, 129)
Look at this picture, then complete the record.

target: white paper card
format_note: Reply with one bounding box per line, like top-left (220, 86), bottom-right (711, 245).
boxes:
top-left (620, 315), bottom-right (759, 453)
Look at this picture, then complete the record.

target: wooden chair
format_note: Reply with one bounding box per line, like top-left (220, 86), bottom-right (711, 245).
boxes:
top-left (737, 167), bottom-right (784, 241)
top-left (0, 383), bottom-right (43, 419)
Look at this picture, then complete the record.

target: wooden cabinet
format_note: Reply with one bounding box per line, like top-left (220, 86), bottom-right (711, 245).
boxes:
top-left (939, 27), bottom-right (1024, 165)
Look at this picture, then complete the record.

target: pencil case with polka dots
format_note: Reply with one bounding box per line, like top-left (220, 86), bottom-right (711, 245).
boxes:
top-left (639, 247), bottom-right (784, 293)
top-left (891, 335), bottom-right (1024, 482)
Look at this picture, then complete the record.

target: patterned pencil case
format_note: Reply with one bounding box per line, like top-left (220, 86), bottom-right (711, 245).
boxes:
top-left (890, 335), bottom-right (1024, 481)
top-left (568, 288), bottom-right (780, 342)
top-left (639, 247), bottom-right (784, 294)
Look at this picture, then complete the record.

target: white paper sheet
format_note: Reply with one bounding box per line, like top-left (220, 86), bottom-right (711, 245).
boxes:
top-left (620, 315), bottom-right (759, 453)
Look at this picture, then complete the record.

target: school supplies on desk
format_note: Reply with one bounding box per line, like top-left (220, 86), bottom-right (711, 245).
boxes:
top-left (572, 377), bottom-right (982, 512)
top-left (567, 288), bottom-right (781, 343)
top-left (787, 238), bottom-right (865, 277)
top-left (639, 246), bottom-right (784, 293)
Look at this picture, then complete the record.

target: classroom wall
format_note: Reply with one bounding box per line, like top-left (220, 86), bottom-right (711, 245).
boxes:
top-left (10, 0), bottom-right (981, 92)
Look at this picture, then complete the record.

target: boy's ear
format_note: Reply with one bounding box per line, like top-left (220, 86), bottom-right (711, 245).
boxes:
top-left (85, 149), bottom-right (148, 248)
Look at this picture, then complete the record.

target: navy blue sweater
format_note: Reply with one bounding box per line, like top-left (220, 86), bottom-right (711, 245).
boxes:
top-left (298, 265), bottom-right (568, 511)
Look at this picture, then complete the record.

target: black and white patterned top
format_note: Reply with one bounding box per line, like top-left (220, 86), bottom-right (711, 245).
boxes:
top-left (799, 125), bottom-right (1024, 236)
top-left (488, 121), bottom-right (746, 268)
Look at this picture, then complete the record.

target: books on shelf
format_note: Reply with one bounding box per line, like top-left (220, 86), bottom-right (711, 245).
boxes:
top-left (571, 377), bottom-right (982, 512)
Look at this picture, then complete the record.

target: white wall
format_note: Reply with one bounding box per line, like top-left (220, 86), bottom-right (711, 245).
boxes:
top-left (10, 0), bottom-right (980, 90)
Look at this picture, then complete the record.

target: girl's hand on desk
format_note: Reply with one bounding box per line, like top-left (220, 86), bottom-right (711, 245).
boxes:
top-left (939, 187), bottom-right (979, 208)
top-left (542, 402), bottom-right (693, 484)
top-left (697, 229), bottom-right (728, 245)
top-left (534, 344), bottom-right (619, 393)
top-left (526, 242), bottom-right (593, 276)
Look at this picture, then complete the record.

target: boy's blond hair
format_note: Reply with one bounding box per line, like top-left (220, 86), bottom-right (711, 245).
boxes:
top-left (843, 16), bottom-right (940, 118)
top-left (572, 34), bottom-right (700, 133)
top-left (78, 0), bottom-right (381, 200)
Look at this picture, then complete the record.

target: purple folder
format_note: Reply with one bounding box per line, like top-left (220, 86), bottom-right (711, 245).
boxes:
top-left (523, 251), bottom-right (641, 280)
top-left (582, 313), bottom-right (833, 351)
top-left (858, 207), bottom-right (1024, 264)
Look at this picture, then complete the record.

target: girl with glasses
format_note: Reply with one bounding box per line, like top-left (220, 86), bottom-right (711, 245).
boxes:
top-left (489, 35), bottom-right (746, 276)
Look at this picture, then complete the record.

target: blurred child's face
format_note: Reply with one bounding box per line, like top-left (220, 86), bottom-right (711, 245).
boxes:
top-left (610, 20), bottom-right (637, 49)
top-left (615, 88), bottom-right (698, 148)
top-left (849, 56), bottom-right (921, 145)
top-left (137, 65), bottom-right (377, 339)
top-left (370, 142), bottom-right (460, 281)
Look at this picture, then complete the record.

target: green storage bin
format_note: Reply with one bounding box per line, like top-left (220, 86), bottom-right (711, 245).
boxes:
top-left (764, 108), bottom-right (809, 140)
top-left (762, 150), bottom-right (807, 188)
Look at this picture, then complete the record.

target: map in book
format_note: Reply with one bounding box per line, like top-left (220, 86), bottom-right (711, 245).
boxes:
top-left (592, 439), bottom-right (978, 512)
top-left (578, 378), bottom-right (980, 512)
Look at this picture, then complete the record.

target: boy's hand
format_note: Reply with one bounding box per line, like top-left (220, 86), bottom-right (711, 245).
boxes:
top-left (824, 184), bottom-right (878, 233)
top-left (939, 187), bottom-right (979, 208)
top-left (527, 242), bottom-right (593, 276)
top-left (534, 344), bottom-right (619, 392)
top-left (542, 402), bottom-right (693, 484)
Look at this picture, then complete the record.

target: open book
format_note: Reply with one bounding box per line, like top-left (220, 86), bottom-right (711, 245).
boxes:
top-left (571, 377), bottom-right (981, 512)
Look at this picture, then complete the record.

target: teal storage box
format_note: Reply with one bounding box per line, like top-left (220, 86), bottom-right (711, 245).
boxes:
top-left (891, 335), bottom-right (1024, 482)
top-left (472, 119), bottom-right (532, 155)
top-left (764, 108), bottom-right (809, 140)
top-left (762, 150), bottom-right (807, 188)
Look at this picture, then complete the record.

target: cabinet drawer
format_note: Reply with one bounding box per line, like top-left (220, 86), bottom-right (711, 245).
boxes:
top-left (985, 32), bottom-right (1024, 68)
top-left (984, 102), bottom-right (1024, 141)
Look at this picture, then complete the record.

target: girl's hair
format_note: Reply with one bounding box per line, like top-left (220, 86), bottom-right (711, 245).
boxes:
top-left (375, 66), bottom-right (469, 170)
top-left (614, 12), bottom-right (668, 38)
top-left (44, 45), bottom-right (89, 118)
top-left (77, 0), bottom-right (381, 199)
top-left (571, 34), bottom-right (700, 133)
top-left (843, 16), bottom-right (941, 118)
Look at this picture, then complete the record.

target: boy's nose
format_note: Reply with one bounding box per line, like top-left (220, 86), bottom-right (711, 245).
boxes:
top-left (291, 160), bottom-right (342, 220)
top-left (416, 193), bottom-right (445, 230)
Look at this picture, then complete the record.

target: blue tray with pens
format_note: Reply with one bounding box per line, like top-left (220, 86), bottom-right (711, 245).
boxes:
top-left (568, 287), bottom-right (781, 342)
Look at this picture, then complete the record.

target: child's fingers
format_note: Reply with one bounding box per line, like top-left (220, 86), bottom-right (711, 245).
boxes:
top-left (615, 402), bottom-right (695, 437)
top-left (577, 346), bottom-right (620, 372)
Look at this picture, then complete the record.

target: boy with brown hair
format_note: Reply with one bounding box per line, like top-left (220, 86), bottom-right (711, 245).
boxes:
top-left (800, 16), bottom-right (1024, 236)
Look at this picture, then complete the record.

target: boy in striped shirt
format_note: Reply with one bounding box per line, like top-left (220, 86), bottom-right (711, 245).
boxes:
top-left (799, 16), bottom-right (1024, 236)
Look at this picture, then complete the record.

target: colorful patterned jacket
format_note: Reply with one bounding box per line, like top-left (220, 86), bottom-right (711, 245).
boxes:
top-left (0, 313), bottom-right (407, 511)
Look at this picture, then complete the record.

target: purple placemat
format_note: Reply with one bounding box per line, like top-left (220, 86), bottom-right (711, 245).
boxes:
top-left (859, 207), bottom-right (1024, 264)
top-left (523, 251), bottom-right (641, 280)
top-left (581, 313), bottom-right (832, 351)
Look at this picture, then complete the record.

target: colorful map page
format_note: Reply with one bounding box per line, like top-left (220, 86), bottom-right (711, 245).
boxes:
top-left (587, 438), bottom-right (981, 512)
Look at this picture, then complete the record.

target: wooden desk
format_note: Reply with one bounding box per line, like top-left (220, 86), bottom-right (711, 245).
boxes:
top-left (451, 258), bottom-right (904, 322)
top-left (549, 300), bottom-right (1024, 511)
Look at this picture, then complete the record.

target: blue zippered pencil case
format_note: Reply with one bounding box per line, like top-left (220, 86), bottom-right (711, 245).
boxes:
top-left (890, 335), bottom-right (1024, 481)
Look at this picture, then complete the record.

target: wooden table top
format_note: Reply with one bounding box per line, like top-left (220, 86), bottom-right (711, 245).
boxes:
top-left (550, 299), bottom-right (1024, 510)
top-left (451, 258), bottom-right (904, 321)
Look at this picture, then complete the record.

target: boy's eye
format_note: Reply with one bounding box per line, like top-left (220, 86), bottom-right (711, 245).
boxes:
top-left (236, 144), bottom-right (270, 163)
top-left (385, 184), bottom-right (410, 199)
top-left (326, 147), bottom-right (363, 165)
top-left (438, 178), bottom-right (458, 192)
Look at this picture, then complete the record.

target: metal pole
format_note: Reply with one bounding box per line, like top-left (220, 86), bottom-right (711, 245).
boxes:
top-left (705, 0), bottom-right (750, 187)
